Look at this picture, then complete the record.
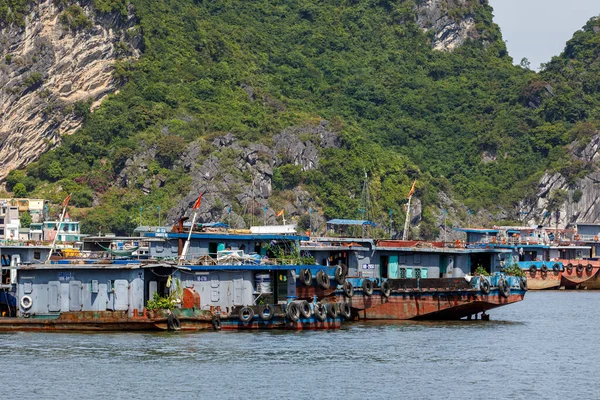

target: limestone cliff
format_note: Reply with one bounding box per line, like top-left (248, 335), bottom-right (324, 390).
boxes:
top-left (0, 0), bottom-right (139, 180)
top-left (416, 0), bottom-right (487, 51)
top-left (520, 134), bottom-right (600, 228)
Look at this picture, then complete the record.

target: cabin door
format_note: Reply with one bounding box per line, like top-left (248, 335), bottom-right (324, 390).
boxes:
top-left (388, 255), bottom-right (399, 279)
top-left (233, 275), bottom-right (244, 305)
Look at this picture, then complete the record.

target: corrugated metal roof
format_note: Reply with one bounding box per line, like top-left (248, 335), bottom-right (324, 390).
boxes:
top-left (326, 219), bottom-right (376, 227)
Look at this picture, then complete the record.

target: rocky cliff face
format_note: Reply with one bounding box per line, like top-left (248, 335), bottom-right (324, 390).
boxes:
top-left (0, 0), bottom-right (139, 180)
top-left (416, 0), bottom-right (485, 51)
top-left (119, 121), bottom-right (341, 227)
top-left (520, 134), bottom-right (600, 228)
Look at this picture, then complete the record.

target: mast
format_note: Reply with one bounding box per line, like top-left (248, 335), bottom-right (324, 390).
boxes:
top-left (179, 192), bottom-right (203, 264)
top-left (46, 194), bottom-right (71, 263)
top-left (402, 180), bottom-right (417, 241)
top-left (402, 196), bottom-right (412, 241)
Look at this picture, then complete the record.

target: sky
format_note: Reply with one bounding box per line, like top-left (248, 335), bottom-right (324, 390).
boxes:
top-left (488, 0), bottom-right (599, 70)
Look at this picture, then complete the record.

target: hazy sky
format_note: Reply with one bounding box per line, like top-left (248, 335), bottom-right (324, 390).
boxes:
top-left (488, 0), bottom-right (599, 70)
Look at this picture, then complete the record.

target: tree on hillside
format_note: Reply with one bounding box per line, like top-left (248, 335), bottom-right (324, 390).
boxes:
top-left (13, 183), bottom-right (27, 197)
top-left (20, 211), bottom-right (32, 228)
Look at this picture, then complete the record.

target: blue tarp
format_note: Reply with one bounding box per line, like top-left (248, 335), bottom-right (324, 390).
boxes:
top-left (326, 219), bottom-right (376, 227)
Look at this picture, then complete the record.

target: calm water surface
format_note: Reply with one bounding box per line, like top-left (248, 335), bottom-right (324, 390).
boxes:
top-left (0, 291), bottom-right (598, 399)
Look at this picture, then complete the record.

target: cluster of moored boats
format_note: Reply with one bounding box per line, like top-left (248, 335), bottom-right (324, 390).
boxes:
top-left (458, 224), bottom-right (600, 290)
top-left (0, 217), bottom-right (533, 332)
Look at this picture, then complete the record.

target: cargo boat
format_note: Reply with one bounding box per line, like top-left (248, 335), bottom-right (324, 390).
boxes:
top-left (0, 225), bottom-right (346, 331)
top-left (300, 224), bottom-right (527, 321)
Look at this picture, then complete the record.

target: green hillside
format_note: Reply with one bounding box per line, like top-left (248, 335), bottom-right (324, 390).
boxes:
top-left (4, 1), bottom-right (599, 236)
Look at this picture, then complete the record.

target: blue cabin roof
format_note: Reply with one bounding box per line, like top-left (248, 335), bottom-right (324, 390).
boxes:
top-left (326, 219), bottom-right (376, 227)
top-left (454, 228), bottom-right (499, 234)
top-left (144, 232), bottom-right (308, 241)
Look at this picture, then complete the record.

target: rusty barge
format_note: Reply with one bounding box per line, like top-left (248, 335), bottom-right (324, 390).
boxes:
top-left (299, 220), bottom-right (527, 321)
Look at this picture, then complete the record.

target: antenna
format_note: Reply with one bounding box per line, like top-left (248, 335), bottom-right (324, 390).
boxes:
top-left (359, 168), bottom-right (370, 221)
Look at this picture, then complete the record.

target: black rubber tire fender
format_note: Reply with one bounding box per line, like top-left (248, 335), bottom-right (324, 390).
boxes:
top-left (343, 281), bottom-right (354, 298)
top-left (381, 280), bottom-right (391, 298)
top-left (339, 302), bottom-right (352, 320)
top-left (553, 263), bottom-right (561, 273)
top-left (566, 263), bottom-right (573, 272)
top-left (529, 265), bottom-right (537, 274)
top-left (314, 302), bottom-right (327, 321)
top-left (286, 302), bottom-right (300, 322)
top-left (498, 279), bottom-right (510, 298)
top-left (334, 265), bottom-right (346, 285)
top-left (480, 278), bottom-right (491, 295)
top-left (260, 304), bottom-right (274, 321)
top-left (362, 279), bottom-right (374, 296)
top-left (299, 269), bottom-right (313, 286)
top-left (212, 316), bottom-right (222, 331)
top-left (587, 264), bottom-right (594, 273)
top-left (316, 269), bottom-right (331, 289)
top-left (299, 300), bottom-right (312, 318)
top-left (540, 264), bottom-right (548, 273)
top-left (519, 276), bottom-right (528, 291)
top-left (167, 312), bottom-right (181, 331)
top-left (326, 303), bottom-right (338, 318)
top-left (239, 306), bottom-right (254, 323)
top-left (577, 264), bottom-right (584, 274)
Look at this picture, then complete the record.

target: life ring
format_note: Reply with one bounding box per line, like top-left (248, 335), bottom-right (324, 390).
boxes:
top-left (286, 302), bottom-right (300, 322)
top-left (540, 264), bottom-right (548, 274)
top-left (501, 238), bottom-right (507, 244)
top-left (316, 269), bottom-right (331, 289)
top-left (239, 306), bottom-right (254, 323)
top-left (343, 281), bottom-right (354, 298)
top-left (20, 295), bottom-right (32, 310)
top-left (519, 276), bottom-right (528, 291)
top-left (362, 279), bottom-right (374, 296)
top-left (299, 269), bottom-right (312, 286)
top-left (381, 280), bottom-right (391, 298)
top-left (574, 234), bottom-right (581, 240)
top-left (587, 264), bottom-right (594, 273)
top-left (299, 300), bottom-right (312, 318)
top-left (326, 303), bottom-right (338, 318)
top-left (491, 236), bottom-right (497, 243)
top-left (260, 304), bottom-right (274, 321)
top-left (167, 312), bottom-right (181, 331)
top-left (595, 236), bottom-right (599, 241)
top-left (553, 263), bottom-right (561, 273)
top-left (314, 302), bottom-right (327, 321)
top-left (339, 302), bottom-right (352, 320)
top-left (576, 264), bottom-right (584, 274)
top-left (566, 263), bottom-right (573, 272)
top-left (529, 265), bottom-right (537, 274)
top-left (334, 265), bottom-right (346, 284)
top-left (211, 316), bottom-right (222, 331)
top-left (498, 279), bottom-right (510, 298)
top-left (480, 278), bottom-right (490, 295)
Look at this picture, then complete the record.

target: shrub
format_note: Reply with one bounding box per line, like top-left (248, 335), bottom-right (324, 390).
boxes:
top-left (59, 5), bottom-right (91, 30)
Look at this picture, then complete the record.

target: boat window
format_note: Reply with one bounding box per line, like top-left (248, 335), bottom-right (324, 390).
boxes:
top-left (414, 254), bottom-right (421, 264)
top-left (399, 254), bottom-right (406, 264)
top-left (33, 251), bottom-right (40, 260)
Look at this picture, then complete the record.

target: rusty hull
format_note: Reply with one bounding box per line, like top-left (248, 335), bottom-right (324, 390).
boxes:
top-left (526, 270), bottom-right (562, 290)
top-left (560, 263), bottom-right (600, 289)
top-left (333, 289), bottom-right (524, 320)
top-left (0, 310), bottom-right (215, 332)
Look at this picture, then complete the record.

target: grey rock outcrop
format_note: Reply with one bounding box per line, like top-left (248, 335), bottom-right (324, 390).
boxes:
top-left (0, 0), bottom-right (139, 180)
top-left (416, 0), bottom-right (484, 51)
top-left (520, 133), bottom-right (600, 228)
top-left (160, 122), bottom-right (341, 227)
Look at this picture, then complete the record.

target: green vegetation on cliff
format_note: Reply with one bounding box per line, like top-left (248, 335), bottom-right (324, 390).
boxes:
top-left (4, 1), bottom-right (600, 236)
